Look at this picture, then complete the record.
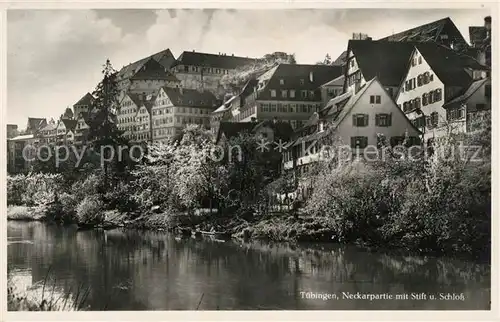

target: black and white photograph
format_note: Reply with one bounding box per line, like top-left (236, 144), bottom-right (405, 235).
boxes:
top-left (4, 4), bottom-right (494, 315)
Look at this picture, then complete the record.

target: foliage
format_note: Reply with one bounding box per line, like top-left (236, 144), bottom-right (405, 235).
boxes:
top-left (76, 195), bottom-right (104, 225)
top-left (303, 125), bottom-right (491, 258)
top-left (7, 173), bottom-right (64, 207)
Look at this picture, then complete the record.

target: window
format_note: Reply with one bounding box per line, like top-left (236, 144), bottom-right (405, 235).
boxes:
top-left (353, 114), bottom-right (369, 127)
top-left (270, 90), bottom-right (276, 97)
top-left (309, 91), bottom-right (315, 98)
top-left (423, 72), bottom-right (430, 84)
top-left (290, 90), bottom-right (296, 98)
top-left (418, 56), bottom-right (422, 64)
top-left (350, 60), bottom-right (355, 68)
top-left (429, 74), bottom-right (434, 81)
top-left (428, 91), bottom-right (435, 104)
top-left (434, 89), bottom-right (442, 102)
top-left (351, 136), bottom-right (368, 149)
top-left (184, 66), bottom-right (189, 72)
top-left (370, 95), bottom-right (381, 104)
top-left (300, 79), bottom-right (305, 85)
top-left (281, 90), bottom-right (288, 98)
top-left (415, 97), bottom-right (421, 110)
top-left (376, 113), bottom-right (392, 126)
top-left (422, 93), bottom-right (428, 106)
top-left (280, 79), bottom-right (285, 85)
top-left (430, 112), bottom-right (439, 127)
top-left (301, 90), bottom-right (308, 99)
top-left (411, 57), bottom-right (417, 66)
top-left (417, 75), bottom-right (423, 86)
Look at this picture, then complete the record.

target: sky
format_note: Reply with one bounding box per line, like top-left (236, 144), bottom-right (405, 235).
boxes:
top-left (7, 8), bottom-right (490, 128)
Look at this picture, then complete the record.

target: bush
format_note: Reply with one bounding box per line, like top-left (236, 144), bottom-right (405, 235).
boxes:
top-left (76, 195), bottom-right (104, 225)
top-left (7, 173), bottom-right (63, 207)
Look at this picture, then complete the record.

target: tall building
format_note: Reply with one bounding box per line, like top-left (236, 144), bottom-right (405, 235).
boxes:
top-left (7, 134), bottom-right (37, 174)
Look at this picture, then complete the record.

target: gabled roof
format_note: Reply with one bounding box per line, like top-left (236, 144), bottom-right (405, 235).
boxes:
top-left (126, 93), bottom-right (157, 114)
top-left (378, 17), bottom-right (451, 43)
top-left (161, 87), bottom-right (220, 109)
top-left (40, 122), bottom-right (58, 132)
top-left (321, 75), bottom-right (345, 87)
top-left (213, 95), bottom-right (238, 114)
top-left (27, 117), bottom-right (47, 131)
top-left (174, 51), bottom-right (257, 69)
top-left (443, 77), bottom-right (489, 108)
top-left (61, 119), bottom-right (77, 132)
top-left (332, 51), bottom-right (348, 66)
top-left (348, 40), bottom-right (416, 87)
top-left (252, 120), bottom-right (294, 141)
top-left (256, 64), bottom-right (343, 100)
top-left (216, 122), bottom-right (256, 143)
top-left (129, 58), bottom-right (179, 81)
top-left (74, 93), bottom-right (94, 107)
top-left (117, 49), bottom-right (176, 80)
top-left (415, 42), bottom-right (488, 87)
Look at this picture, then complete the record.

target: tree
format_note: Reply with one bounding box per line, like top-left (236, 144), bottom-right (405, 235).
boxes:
top-left (87, 59), bottom-right (129, 188)
top-left (316, 53), bottom-right (332, 65)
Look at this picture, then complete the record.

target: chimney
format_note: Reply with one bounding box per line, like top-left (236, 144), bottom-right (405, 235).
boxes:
top-left (309, 71), bottom-right (314, 83)
top-left (485, 16), bottom-right (491, 30)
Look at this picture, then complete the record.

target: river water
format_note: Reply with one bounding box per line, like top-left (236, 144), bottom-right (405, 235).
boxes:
top-left (7, 221), bottom-right (490, 310)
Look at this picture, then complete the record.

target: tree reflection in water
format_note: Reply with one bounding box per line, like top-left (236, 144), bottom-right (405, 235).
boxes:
top-left (7, 221), bottom-right (490, 310)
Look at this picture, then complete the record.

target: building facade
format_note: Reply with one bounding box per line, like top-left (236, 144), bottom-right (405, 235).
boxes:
top-left (150, 87), bottom-right (220, 143)
top-left (395, 43), bottom-right (489, 140)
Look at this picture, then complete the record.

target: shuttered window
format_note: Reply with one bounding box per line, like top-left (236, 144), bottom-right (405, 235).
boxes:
top-left (352, 114), bottom-right (369, 126)
top-left (375, 113), bottom-right (392, 127)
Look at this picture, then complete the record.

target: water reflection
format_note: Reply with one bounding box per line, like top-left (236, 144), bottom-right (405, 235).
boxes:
top-left (7, 221), bottom-right (490, 310)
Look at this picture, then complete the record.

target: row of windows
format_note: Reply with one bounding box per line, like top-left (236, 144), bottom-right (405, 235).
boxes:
top-left (403, 72), bottom-right (434, 92)
top-left (347, 71), bottom-right (362, 87)
top-left (411, 112), bottom-right (439, 128)
top-left (260, 103), bottom-right (321, 113)
top-left (352, 113), bottom-right (392, 127)
top-left (410, 55), bottom-right (423, 67)
top-left (401, 89), bottom-right (443, 113)
top-left (326, 88), bottom-right (342, 98)
top-left (154, 128), bottom-right (175, 137)
top-left (269, 89), bottom-right (316, 99)
top-left (178, 65), bottom-right (230, 75)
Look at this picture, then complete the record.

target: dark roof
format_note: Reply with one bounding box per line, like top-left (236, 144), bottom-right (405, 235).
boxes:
top-left (174, 51), bottom-right (257, 69)
top-left (74, 93), bottom-right (94, 107)
top-left (252, 120), bottom-right (294, 141)
top-left (125, 93), bottom-right (157, 113)
top-left (348, 40), bottom-right (415, 86)
top-left (415, 42), bottom-right (488, 87)
top-left (117, 49), bottom-right (176, 80)
top-left (129, 58), bottom-right (179, 81)
top-left (61, 119), bottom-right (77, 132)
top-left (332, 51), bottom-right (348, 66)
top-left (443, 78), bottom-right (489, 108)
top-left (379, 17), bottom-right (449, 42)
top-left (216, 122), bottom-right (256, 142)
top-left (162, 87), bottom-right (220, 109)
top-left (469, 26), bottom-right (487, 45)
top-left (27, 117), bottom-right (47, 131)
top-left (257, 64), bottom-right (343, 100)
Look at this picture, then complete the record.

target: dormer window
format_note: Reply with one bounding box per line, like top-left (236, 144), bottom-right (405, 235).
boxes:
top-left (279, 79), bottom-right (285, 85)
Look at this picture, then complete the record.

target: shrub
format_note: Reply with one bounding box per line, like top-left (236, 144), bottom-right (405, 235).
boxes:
top-left (76, 195), bottom-right (104, 225)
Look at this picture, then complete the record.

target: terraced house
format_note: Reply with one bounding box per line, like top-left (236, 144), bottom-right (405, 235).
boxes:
top-left (73, 93), bottom-right (95, 118)
top-left (395, 42), bottom-right (489, 140)
top-left (226, 64), bottom-right (342, 129)
top-left (151, 86), bottom-right (220, 143)
top-left (117, 92), bottom-right (156, 142)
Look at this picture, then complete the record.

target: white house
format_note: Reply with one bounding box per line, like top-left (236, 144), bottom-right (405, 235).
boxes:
top-left (284, 77), bottom-right (421, 171)
top-left (395, 43), bottom-right (489, 141)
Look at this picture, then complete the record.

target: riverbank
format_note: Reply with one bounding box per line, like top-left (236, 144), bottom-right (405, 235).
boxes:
top-left (7, 205), bottom-right (47, 221)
